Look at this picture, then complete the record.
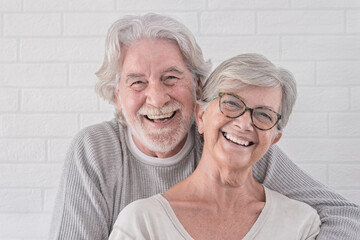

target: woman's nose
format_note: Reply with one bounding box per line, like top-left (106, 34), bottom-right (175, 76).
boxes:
top-left (234, 109), bottom-right (254, 130)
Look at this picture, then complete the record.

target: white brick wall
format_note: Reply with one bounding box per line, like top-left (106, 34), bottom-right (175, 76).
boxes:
top-left (1, 64), bottom-right (68, 87)
top-left (4, 14), bottom-right (62, 36)
top-left (0, 0), bottom-right (359, 239)
top-left (0, 39), bottom-right (17, 61)
top-left (258, 11), bottom-right (344, 34)
top-left (21, 38), bottom-right (104, 61)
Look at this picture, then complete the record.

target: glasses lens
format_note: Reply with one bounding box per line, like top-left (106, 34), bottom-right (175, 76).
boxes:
top-left (253, 108), bottom-right (278, 130)
top-left (220, 94), bottom-right (245, 117)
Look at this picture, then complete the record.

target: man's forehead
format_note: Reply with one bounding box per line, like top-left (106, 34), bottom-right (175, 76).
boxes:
top-left (121, 54), bottom-right (188, 75)
top-left (121, 38), bottom-right (186, 65)
top-left (123, 66), bottom-right (185, 82)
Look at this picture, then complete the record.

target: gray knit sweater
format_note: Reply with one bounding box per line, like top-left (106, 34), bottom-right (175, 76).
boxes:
top-left (49, 119), bottom-right (360, 240)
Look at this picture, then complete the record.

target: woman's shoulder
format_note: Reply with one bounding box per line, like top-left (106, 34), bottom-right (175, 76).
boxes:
top-left (266, 187), bottom-right (318, 217)
top-left (124, 195), bottom-right (162, 212)
top-left (246, 188), bottom-right (320, 240)
top-left (113, 195), bottom-right (165, 228)
top-left (110, 195), bottom-right (187, 239)
top-left (265, 187), bottom-right (321, 234)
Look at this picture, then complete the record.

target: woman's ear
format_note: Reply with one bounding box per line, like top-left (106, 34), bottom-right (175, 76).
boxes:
top-left (195, 103), bottom-right (205, 134)
top-left (271, 131), bottom-right (282, 146)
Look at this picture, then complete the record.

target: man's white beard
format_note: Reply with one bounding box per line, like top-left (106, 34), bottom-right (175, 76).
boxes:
top-left (133, 117), bottom-right (193, 153)
top-left (122, 101), bottom-right (194, 153)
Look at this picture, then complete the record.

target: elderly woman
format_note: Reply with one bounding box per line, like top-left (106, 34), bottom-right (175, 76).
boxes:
top-left (108, 53), bottom-right (321, 239)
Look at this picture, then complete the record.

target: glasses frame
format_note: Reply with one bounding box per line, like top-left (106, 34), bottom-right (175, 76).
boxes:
top-left (208, 92), bottom-right (281, 131)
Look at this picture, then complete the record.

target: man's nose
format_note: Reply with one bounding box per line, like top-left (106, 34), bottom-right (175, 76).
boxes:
top-left (145, 81), bottom-right (171, 108)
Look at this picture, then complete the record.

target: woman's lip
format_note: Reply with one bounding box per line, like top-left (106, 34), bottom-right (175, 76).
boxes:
top-left (222, 132), bottom-right (254, 147)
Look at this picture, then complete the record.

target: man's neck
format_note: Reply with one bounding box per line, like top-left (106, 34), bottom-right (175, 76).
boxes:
top-left (132, 135), bottom-right (188, 158)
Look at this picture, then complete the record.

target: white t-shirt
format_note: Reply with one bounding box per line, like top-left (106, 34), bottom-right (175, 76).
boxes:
top-left (109, 187), bottom-right (320, 240)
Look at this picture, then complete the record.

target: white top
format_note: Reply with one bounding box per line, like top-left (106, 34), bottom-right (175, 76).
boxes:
top-left (126, 127), bottom-right (194, 166)
top-left (109, 187), bottom-right (321, 240)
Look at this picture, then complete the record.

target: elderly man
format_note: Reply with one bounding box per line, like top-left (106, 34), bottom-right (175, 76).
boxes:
top-left (50, 13), bottom-right (359, 240)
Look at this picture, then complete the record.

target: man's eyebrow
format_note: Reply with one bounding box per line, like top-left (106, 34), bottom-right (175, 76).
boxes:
top-left (125, 73), bottom-right (144, 83)
top-left (163, 67), bottom-right (184, 74)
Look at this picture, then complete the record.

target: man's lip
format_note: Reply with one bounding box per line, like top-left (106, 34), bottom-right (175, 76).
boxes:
top-left (144, 111), bottom-right (177, 122)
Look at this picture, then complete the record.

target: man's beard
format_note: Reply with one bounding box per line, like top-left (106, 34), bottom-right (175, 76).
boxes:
top-left (122, 100), bottom-right (194, 153)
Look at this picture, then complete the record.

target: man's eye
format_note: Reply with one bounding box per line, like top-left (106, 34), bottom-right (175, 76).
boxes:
top-left (131, 81), bottom-right (144, 85)
top-left (163, 76), bottom-right (179, 85)
top-left (130, 81), bottom-right (146, 91)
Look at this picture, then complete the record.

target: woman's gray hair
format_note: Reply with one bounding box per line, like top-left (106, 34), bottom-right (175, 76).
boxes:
top-left (199, 53), bottom-right (297, 131)
top-left (95, 13), bottom-right (212, 124)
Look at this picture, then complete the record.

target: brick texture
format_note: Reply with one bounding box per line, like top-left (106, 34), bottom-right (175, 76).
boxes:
top-left (347, 10), bottom-right (360, 33)
top-left (258, 11), bottom-right (344, 34)
top-left (4, 13), bottom-right (61, 36)
top-left (0, 1), bottom-right (359, 239)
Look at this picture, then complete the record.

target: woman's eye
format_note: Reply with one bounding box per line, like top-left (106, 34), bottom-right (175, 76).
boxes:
top-left (224, 100), bottom-right (241, 108)
top-left (260, 112), bottom-right (272, 121)
top-left (254, 111), bottom-right (274, 123)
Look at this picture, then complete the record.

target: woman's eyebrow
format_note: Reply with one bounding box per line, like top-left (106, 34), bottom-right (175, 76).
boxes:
top-left (235, 94), bottom-right (277, 110)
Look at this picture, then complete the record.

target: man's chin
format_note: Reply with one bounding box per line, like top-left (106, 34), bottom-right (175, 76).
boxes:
top-left (142, 133), bottom-right (183, 153)
top-left (144, 143), bottom-right (177, 153)
top-left (130, 115), bottom-right (193, 154)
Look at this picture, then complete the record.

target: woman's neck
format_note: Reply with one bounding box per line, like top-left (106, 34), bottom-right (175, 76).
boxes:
top-left (164, 156), bottom-right (265, 207)
top-left (162, 154), bottom-right (266, 240)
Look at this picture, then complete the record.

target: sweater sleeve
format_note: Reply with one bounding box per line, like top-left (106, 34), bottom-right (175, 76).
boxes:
top-left (253, 145), bottom-right (360, 240)
top-left (49, 122), bottom-right (123, 240)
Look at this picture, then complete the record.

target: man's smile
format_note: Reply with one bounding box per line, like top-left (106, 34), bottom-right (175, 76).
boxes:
top-left (144, 111), bottom-right (177, 122)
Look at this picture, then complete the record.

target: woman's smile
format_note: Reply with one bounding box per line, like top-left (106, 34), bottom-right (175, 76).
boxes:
top-left (222, 132), bottom-right (254, 147)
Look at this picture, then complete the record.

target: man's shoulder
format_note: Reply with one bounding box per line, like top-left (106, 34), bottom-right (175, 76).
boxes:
top-left (72, 119), bottom-right (121, 145)
top-left (67, 119), bottom-right (124, 161)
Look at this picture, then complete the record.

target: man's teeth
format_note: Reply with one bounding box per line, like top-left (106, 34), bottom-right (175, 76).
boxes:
top-left (224, 133), bottom-right (250, 146)
top-left (147, 112), bottom-right (174, 120)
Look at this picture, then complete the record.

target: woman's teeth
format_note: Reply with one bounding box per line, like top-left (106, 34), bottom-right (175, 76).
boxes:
top-left (224, 133), bottom-right (251, 146)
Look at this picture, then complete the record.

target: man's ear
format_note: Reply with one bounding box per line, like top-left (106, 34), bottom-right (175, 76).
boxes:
top-left (196, 79), bottom-right (202, 100)
top-left (195, 103), bottom-right (205, 134)
top-left (271, 131), bottom-right (282, 146)
top-left (114, 89), bottom-right (122, 111)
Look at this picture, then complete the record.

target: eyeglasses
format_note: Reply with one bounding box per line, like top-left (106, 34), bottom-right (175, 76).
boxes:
top-left (208, 92), bottom-right (281, 131)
